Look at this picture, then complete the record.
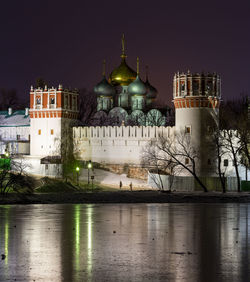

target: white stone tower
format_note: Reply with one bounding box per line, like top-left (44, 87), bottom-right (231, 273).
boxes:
top-left (29, 85), bottom-right (79, 158)
top-left (173, 71), bottom-right (221, 176)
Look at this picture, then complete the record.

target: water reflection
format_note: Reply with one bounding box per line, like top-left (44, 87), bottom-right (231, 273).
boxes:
top-left (87, 205), bottom-right (93, 281)
top-left (0, 203), bottom-right (249, 281)
top-left (4, 208), bottom-right (9, 266)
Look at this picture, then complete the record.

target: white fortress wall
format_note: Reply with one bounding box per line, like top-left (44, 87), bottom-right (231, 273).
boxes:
top-left (73, 126), bottom-right (175, 165)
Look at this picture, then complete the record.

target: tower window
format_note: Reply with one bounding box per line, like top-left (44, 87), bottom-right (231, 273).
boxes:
top-left (185, 126), bottom-right (191, 134)
top-left (193, 81), bottom-right (199, 93)
top-left (224, 159), bottom-right (228, 167)
top-left (181, 82), bottom-right (185, 91)
top-left (50, 97), bottom-right (55, 104)
top-left (38, 129), bottom-right (41, 135)
top-left (51, 129), bottom-right (54, 135)
top-left (185, 158), bottom-right (189, 165)
top-left (36, 97), bottom-right (41, 104)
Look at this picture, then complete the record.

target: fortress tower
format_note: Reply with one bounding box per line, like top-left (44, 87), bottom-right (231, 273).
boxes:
top-left (29, 85), bottom-right (79, 158)
top-left (173, 71), bottom-right (221, 176)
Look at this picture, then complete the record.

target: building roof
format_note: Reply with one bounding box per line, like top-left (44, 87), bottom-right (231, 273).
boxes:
top-left (0, 110), bottom-right (30, 127)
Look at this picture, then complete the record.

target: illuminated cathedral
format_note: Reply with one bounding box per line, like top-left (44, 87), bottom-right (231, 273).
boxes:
top-left (0, 34), bottom-right (247, 189)
top-left (93, 35), bottom-right (169, 126)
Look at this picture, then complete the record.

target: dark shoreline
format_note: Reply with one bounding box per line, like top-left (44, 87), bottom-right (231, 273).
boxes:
top-left (1, 191), bottom-right (250, 205)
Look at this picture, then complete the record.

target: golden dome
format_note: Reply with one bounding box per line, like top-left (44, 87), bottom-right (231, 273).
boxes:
top-left (109, 58), bottom-right (137, 86)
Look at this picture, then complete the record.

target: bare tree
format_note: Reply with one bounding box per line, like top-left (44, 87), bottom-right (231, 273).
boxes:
top-left (212, 128), bottom-right (228, 193)
top-left (221, 129), bottom-right (242, 192)
top-left (142, 131), bottom-right (209, 192)
top-left (220, 96), bottom-right (249, 191)
top-left (0, 155), bottom-right (34, 195)
top-left (0, 89), bottom-right (19, 110)
top-left (142, 142), bottom-right (176, 191)
top-left (78, 88), bottom-right (97, 125)
top-left (236, 97), bottom-right (250, 180)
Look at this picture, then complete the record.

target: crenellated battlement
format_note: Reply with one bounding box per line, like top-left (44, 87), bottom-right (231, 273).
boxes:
top-left (173, 71), bottom-right (221, 99)
top-left (73, 125), bottom-right (175, 165)
top-left (74, 125), bottom-right (174, 140)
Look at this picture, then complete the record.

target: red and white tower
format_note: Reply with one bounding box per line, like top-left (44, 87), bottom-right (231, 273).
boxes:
top-left (29, 84), bottom-right (79, 157)
top-left (173, 71), bottom-right (221, 176)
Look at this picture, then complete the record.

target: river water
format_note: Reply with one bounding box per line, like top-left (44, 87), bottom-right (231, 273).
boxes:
top-left (0, 203), bottom-right (249, 282)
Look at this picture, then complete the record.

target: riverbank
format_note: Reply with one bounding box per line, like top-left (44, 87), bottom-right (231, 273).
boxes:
top-left (1, 191), bottom-right (250, 204)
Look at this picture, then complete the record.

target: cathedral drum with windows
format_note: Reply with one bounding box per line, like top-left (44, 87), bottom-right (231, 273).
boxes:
top-left (29, 84), bottom-right (78, 157)
top-left (173, 71), bottom-right (221, 176)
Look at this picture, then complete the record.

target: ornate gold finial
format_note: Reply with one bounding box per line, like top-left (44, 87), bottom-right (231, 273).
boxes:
top-left (121, 33), bottom-right (127, 59)
top-left (145, 65), bottom-right (149, 81)
top-left (102, 59), bottom-right (106, 76)
top-left (137, 57), bottom-right (139, 75)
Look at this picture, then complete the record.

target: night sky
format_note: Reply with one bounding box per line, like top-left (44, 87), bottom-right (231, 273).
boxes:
top-left (1, 0), bottom-right (249, 106)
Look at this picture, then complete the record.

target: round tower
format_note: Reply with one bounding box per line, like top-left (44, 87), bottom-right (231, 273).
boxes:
top-left (173, 71), bottom-right (221, 176)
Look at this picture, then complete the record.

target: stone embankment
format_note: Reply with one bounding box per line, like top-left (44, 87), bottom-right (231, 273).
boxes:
top-left (1, 191), bottom-right (250, 205)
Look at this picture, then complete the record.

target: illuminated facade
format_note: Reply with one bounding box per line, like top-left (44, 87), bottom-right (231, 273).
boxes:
top-left (0, 51), bottom-right (247, 186)
top-left (29, 84), bottom-right (78, 157)
top-left (173, 71), bottom-right (221, 176)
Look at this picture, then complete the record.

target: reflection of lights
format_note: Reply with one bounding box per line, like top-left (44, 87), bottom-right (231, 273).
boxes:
top-left (74, 204), bottom-right (93, 278)
top-left (75, 205), bottom-right (80, 271)
top-left (4, 208), bottom-right (9, 266)
top-left (87, 205), bottom-right (93, 279)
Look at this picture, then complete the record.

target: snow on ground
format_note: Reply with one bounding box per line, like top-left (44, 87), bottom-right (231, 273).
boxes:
top-left (79, 168), bottom-right (152, 190)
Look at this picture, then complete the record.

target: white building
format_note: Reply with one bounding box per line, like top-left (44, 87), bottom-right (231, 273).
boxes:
top-left (5, 85), bottom-right (79, 177)
top-left (0, 108), bottom-right (30, 155)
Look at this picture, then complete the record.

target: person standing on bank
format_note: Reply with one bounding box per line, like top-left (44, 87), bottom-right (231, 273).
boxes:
top-left (119, 181), bottom-right (122, 190)
top-left (129, 182), bottom-right (132, 191)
